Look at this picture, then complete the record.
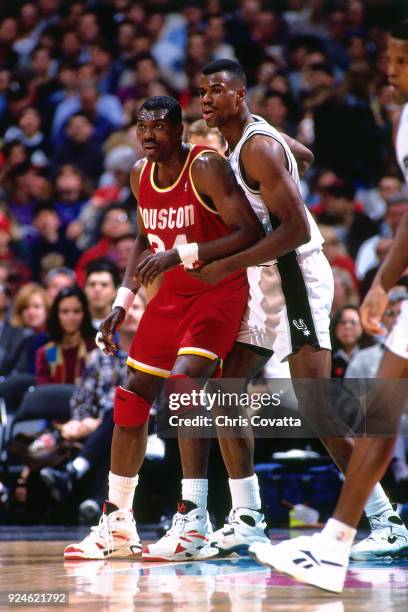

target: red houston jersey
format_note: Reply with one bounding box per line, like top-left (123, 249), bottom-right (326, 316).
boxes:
top-left (138, 144), bottom-right (243, 294)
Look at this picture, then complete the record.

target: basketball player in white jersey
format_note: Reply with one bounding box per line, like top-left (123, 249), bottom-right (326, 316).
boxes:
top-left (180, 58), bottom-right (404, 563)
top-left (250, 22), bottom-right (408, 592)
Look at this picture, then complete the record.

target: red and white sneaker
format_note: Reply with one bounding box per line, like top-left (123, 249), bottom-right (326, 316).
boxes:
top-left (143, 500), bottom-right (218, 562)
top-left (64, 501), bottom-right (142, 560)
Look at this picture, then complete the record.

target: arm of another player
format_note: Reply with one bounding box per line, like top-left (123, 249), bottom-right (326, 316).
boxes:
top-left (98, 161), bottom-right (151, 354)
top-left (360, 212), bottom-right (408, 335)
top-left (280, 133), bottom-right (314, 175)
top-left (198, 136), bottom-right (310, 280)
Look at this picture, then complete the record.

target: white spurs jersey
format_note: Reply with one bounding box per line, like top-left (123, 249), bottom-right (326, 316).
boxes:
top-left (396, 103), bottom-right (408, 183)
top-left (227, 115), bottom-right (323, 258)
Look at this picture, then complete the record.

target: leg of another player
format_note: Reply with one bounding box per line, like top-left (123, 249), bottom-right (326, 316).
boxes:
top-left (333, 349), bottom-right (407, 528)
top-left (210, 343), bottom-right (271, 555)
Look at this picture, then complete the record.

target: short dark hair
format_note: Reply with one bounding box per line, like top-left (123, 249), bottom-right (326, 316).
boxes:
top-left (47, 285), bottom-right (95, 342)
top-left (391, 20), bottom-right (408, 40)
top-left (139, 96), bottom-right (182, 125)
top-left (202, 59), bottom-right (247, 86)
top-left (85, 257), bottom-right (121, 288)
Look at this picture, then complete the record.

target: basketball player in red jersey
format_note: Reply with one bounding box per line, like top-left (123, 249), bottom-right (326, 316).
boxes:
top-left (64, 95), bottom-right (262, 561)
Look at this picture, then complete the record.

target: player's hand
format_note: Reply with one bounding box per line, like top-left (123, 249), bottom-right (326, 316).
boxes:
top-left (134, 249), bottom-right (180, 285)
top-left (97, 307), bottom-right (126, 355)
top-left (187, 259), bottom-right (228, 285)
top-left (360, 285), bottom-right (388, 336)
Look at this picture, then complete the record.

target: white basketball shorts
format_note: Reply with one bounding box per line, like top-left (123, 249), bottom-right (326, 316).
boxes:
top-left (385, 300), bottom-right (408, 359)
top-left (236, 248), bottom-right (334, 362)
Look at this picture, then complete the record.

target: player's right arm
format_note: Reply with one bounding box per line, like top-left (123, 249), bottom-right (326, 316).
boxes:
top-left (360, 212), bottom-right (408, 335)
top-left (98, 160), bottom-right (151, 354)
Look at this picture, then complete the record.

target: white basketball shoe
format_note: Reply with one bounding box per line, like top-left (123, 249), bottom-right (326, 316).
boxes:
top-left (210, 508), bottom-right (269, 556)
top-left (64, 501), bottom-right (142, 560)
top-left (249, 533), bottom-right (349, 593)
top-left (350, 507), bottom-right (408, 560)
top-left (143, 500), bottom-right (218, 561)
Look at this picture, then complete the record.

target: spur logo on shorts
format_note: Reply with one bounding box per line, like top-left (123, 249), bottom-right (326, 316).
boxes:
top-left (293, 319), bottom-right (311, 336)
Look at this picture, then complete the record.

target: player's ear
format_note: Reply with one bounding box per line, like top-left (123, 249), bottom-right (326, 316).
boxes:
top-left (237, 86), bottom-right (246, 105)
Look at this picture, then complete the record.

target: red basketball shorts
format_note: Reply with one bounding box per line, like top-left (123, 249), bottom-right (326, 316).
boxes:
top-left (127, 275), bottom-right (248, 378)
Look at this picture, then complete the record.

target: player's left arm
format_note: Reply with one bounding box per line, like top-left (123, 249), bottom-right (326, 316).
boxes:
top-left (199, 136), bottom-right (310, 278)
top-left (360, 212), bottom-right (408, 335)
top-left (135, 152), bottom-right (262, 285)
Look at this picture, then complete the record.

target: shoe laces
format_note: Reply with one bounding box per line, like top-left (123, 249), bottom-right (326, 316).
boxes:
top-left (222, 509), bottom-right (238, 535)
top-left (87, 513), bottom-right (114, 551)
top-left (166, 512), bottom-right (188, 537)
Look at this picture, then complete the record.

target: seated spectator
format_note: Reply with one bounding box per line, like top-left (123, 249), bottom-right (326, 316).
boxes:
top-left (75, 204), bottom-right (133, 286)
top-left (0, 283), bottom-right (33, 378)
top-left (35, 286), bottom-right (95, 385)
top-left (53, 113), bottom-right (105, 185)
top-left (319, 224), bottom-right (358, 290)
top-left (315, 180), bottom-right (380, 258)
top-left (261, 90), bottom-right (297, 136)
top-left (185, 119), bottom-right (226, 155)
top-left (7, 282), bottom-right (51, 378)
top-left (356, 175), bottom-right (402, 222)
top-left (44, 266), bottom-right (76, 302)
top-left (110, 233), bottom-right (135, 277)
top-left (67, 145), bottom-right (137, 248)
top-left (52, 79), bottom-right (123, 144)
top-left (332, 266), bottom-right (360, 315)
top-left (360, 237), bottom-right (393, 299)
top-left (83, 258), bottom-right (119, 329)
top-left (39, 295), bottom-right (146, 515)
top-left (53, 165), bottom-right (90, 228)
top-left (355, 193), bottom-right (408, 281)
top-left (0, 212), bottom-right (30, 285)
top-left (28, 202), bottom-right (80, 280)
top-left (4, 107), bottom-right (49, 166)
top-left (6, 162), bottom-right (52, 238)
top-left (330, 304), bottom-right (373, 379)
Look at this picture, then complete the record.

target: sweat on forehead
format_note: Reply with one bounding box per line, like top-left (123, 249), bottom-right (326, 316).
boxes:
top-left (138, 108), bottom-right (171, 122)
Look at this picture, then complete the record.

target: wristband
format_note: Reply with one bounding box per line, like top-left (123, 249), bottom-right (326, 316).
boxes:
top-left (112, 286), bottom-right (135, 313)
top-left (176, 242), bottom-right (199, 269)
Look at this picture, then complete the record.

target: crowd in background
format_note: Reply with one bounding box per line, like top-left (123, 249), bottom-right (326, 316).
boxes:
top-left (1, 0), bottom-right (408, 524)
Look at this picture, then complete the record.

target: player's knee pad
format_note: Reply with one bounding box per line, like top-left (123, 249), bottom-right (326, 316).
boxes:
top-left (114, 386), bottom-right (151, 427)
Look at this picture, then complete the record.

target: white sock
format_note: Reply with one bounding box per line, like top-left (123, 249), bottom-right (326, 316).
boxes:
top-left (321, 518), bottom-right (356, 545)
top-left (181, 478), bottom-right (208, 508)
top-left (108, 471), bottom-right (138, 510)
top-left (71, 457), bottom-right (89, 479)
top-left (364, 483), bottom-right (393, 518)
top-left (229, 474), bottom-right (261, 510)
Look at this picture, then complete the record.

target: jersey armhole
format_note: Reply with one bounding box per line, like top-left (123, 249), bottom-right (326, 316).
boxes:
top-left (239, 132), bottom-right (293, 194)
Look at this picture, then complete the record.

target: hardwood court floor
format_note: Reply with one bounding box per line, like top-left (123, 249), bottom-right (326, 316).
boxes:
top-left (0, 537), bottom-right (407, 611)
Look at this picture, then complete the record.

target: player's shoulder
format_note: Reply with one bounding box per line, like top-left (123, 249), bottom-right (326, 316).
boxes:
top-left (191, 149), bottom-right (229, 177)
top-left (241, 132), bottom-right (286, 171)
top-left (130, 157), bottom-right (148, 180)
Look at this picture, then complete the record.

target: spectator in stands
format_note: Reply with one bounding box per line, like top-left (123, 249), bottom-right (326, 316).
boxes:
top-left (0, 283), bottom-right (33, 378)
top-left (185, 119), bottom-right (225, 155)
top-left (39, 294), bottom-right (146, 516)
top-left (11, 282), bottom-right (50, 335)
top-left (3, 107), bottom-right (49, 165)
top-left (330, 304), bottom-right (373, 379)
top-left (205, 13), bottom-right (237, 62)
top-left (52, 79), bottom-right (123, 143)
top-left (356, 194), bottom-right (408, 281)
top-left (332, 267), bottom-right (360, 315)
top-left (75, 204), bottom-right (133, 285)
top-left (28, 203), bottom-right (80, 281)
top-left (89, 40), bottom-right (121, 95)
top-left (44, 266), bottom-right (76, 302)
top-left (262, 90), bottom-right (297, 136)
top-left (12, 3), bottom-right (42, 67)
top-left (6, 163), bottom-right (52, 237)
top-left (0, 212), bottom-right (30, 286)
top-left (53, 165), bottom-right (90, 228)
top-left (110, 233), bottom-right (134, 277)
top-left (315, 180), bottom-right (380, 258)
top-left (83, 258), bottom-right (119, 329)
top-left (319, 224), bottom-right (358, 290)
top-left (53, 113), bottom-right (105, 185)
top-left (35, 285), bottom-right (94, 385)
